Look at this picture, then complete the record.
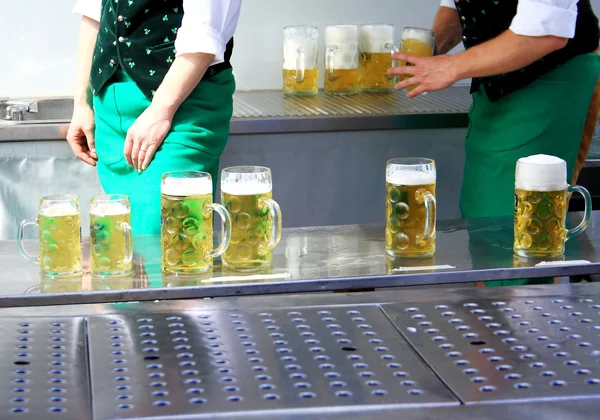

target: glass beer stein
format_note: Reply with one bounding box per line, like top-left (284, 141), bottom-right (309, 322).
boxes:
top-left (359, 24), bottom-right (398, 92)
top-left (386, 158), bottom-right (437, 259)
top-left (18, 194), bottom-right (83, 277)
top-left (514, 154), bottom-right (592, 259)
top-left (400, 27), bottom-right (435, 90)
top-left (283, 25), bottom-right (319, 96)
top-left (325, 25), bottom-right (360, 95)
top-left (161, 171), bottom-right (232, 274)
top-left (90, 194), bottom-right (133, 277)
top-left (221, 166), bottom-right (282, 271)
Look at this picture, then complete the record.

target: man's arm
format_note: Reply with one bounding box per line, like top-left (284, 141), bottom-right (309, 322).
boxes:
top-left (433, 6), bottom-right (462, 55)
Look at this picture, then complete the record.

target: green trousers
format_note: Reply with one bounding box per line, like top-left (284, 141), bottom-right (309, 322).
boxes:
top-left (460, 54), bottom-right (600, 287)
top-left (93, 68), bottom-right (235, 235)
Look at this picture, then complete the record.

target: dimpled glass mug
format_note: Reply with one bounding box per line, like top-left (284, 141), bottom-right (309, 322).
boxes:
top-left (18, 194), bottom-right (83, 277)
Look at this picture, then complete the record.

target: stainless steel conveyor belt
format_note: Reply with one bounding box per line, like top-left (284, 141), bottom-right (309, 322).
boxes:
top-left (1, 282), bottom-right (600, 419)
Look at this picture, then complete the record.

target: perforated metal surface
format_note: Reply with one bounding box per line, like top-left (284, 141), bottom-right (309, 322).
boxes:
top-left (0, 317), bottom-right (90, 419)
top-left (232, 86), bottom-right (472, 118)
top-left (87, 307), bottom-right (458, 419)
top-left (383, 297), bottom-right (600, 404)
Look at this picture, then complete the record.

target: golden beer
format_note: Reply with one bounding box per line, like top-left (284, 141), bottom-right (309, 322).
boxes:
top-left (325, 25), bottom-right (360, 95)
top-left (326, 69), bottom-right (360, 94)
top-left (359, 52), bottom-right (394, 91)
top-left (513, 154), bottom-right (592, 259)
top-left (386, 158), bottom-right (437, 259)
top-left (400, 30), bottom-right (434, 90)
top-left (90, 195), bottom-right (133, 277)
top-left (38, 209), bottom-right (82, 276)
top-left (283, 68), bottom-right (319, 95)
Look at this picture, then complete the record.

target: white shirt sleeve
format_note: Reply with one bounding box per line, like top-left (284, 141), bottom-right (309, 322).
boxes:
top-left (72, 0), bottom-right (101, 22)
top-left (440, 0), bottom-right (457, 9)
top-left (510, 0), bottom-right (579, 38)
top-left (175, 0), bottom-right (242, 66)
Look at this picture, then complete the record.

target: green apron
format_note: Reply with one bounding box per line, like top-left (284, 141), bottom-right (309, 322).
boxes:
top-left (460, 53), bottom-right (600, 287)
top-left (93, 68), bottom-right (236, 236)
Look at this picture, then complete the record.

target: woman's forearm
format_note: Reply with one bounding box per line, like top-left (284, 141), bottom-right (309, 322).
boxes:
top-left (150, 53), bottom-right (215, 117)
top-left (74, 17), bottom-right (99, 107)
top-left (432, 6), bottom-right (462, 55)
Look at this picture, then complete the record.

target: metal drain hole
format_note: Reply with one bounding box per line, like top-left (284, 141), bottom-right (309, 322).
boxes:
top-left (12, 397), bottom-right (27, 403)
top-left (551, 380), bottom-right (567, 387)
top-left (299, 392), bottom-right (316, 399)
top-left (479, 386), bottom-right (496, 392)
top-left (10, 407), bottom-right (28, 414)
top-left (336, 390), bottom-right (352, 398)
top-left (341, 346), bottom-right (357, 352)
top-left (515, 383), bottom-right (532, 389)
top-left (228, 396), bottom-right (243, 402)
top-left (13, 361), bottom-right (30, 366)
top-left (587, 378), bottom-right (600, 385)
top-left (153, 400), bottom-right (170, 407)
top-left (144, 355), bottom-right (160, 361)
top-left (152, 391), bottom-right (168, 397)
top-left (408, 389), bottom-right (423, 396)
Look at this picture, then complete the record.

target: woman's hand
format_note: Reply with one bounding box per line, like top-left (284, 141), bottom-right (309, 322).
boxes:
top-left (66, 103), bottom-right (98, 166)
top-left (388, 53), bottom-right (459, 98)
top-left (124, 104), bottom-right (173, 173)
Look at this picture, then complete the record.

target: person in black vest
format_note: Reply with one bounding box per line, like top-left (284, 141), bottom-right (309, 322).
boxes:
top-left (388, 0), bottom-right (600, 286)
top-left (66, 0), bottom-right (242, 235)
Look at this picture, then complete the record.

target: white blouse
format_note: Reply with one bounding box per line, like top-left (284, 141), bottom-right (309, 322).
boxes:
top-left (72, 0), bottom-right (242, 65)
top-left (440, 0), bottom-right (579, 39)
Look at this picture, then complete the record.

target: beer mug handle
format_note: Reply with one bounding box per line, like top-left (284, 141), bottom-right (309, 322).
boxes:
top-left (207, 203), bottom-right (232, 259)
top-left (566, 185), bottom-right (592, 241)
top-left (296, 47), bottom-right (305, 83)
top-left (385, 42), bottom-right (399, 65)
top-left (416, 189), bottom-right (436, 241)
top-left (262, 198), bottom-right (282, 251)
top-left (121, 222), bottom-right (133, 265)
top-left (18, 218), bottom-right (39, 264)
top-left (326, 46), bottom-right (336, 78)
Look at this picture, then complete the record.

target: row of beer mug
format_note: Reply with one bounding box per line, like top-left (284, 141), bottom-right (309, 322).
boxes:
top-left (18, 166), bottom-right (282, 278)
top-left (283, 24), bottom-right (434, 96)
top-left (386, 155), bottom-right (593, 261)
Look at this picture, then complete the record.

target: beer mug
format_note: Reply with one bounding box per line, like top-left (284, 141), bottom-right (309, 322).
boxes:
top-left (400, 27), bottom-right (435, 90)
top-left (221, 166), bottom-right (282, 270)
top-left (325, 25), bottom-right (360, 95)
top-left (359, 24), bottom-right (398, 92)
top-left (18, 194), bottom-right (83, 277)
top-left (386, 158), bottom-right (437, 258)
top-left (161, 171), bottom-right (232, 274)
top-left (514, 154), bottom-right (592, 259)
top-left (283, 25), bottom-right (319, 96)
top-left (90, 194), bottom-right (133, 277)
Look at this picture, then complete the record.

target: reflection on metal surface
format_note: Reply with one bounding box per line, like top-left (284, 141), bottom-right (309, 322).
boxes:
top-left (536, 260), bottom-right (592, 267)
top-left (0, 213), bottom-right (599, 307)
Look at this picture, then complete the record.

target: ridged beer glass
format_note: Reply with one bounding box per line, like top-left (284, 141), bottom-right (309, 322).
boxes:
top-left (514, 155), bottom-right (592, 259)
top-left (221, 166), bottom-right (282, 271)
top-left (18, 194), bottom-right (83, 277)
top-left (161, 171), bottom-right (232, 274)
top-left (90, 194), bottom-right (133, 277)
top-left (325, 25), bottom-right (360, 95)
top-left (283, 25), bottom-right (319, 96)
top-left (359, 24), bottom-right (398, 92)
top-left (386, 158), bottom-right (437, 258)
top-left (400, 27), bottom-right (435, 90)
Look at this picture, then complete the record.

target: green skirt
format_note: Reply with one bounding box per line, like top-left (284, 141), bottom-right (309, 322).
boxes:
top-left (460, 54), bottom-right (600, 287)
top-left (93, 68), bottom-right (235, 235)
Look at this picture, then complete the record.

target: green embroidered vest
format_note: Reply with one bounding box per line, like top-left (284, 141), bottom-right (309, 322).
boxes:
top-left (91, 0), bottom-right (233, 99)
top-left (455, 0), bottom-right (599, 101)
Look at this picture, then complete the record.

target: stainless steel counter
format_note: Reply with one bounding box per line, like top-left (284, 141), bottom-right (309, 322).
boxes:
top-left (0, 87), bottom-right (472, 141)
top-left (1, 282), bottom-right (600, 419)
top-left (2, 212), bottom-right (599, 308)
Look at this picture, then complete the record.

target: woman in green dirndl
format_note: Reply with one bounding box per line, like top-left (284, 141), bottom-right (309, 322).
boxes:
top-left (67, 0), bottom-right (242, 235)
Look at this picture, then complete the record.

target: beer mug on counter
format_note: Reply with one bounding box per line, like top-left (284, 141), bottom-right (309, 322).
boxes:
top-left (386, 158), bottom-right (437, 259)
top-left (161, 171), bottom-right (232, 274)
top-left (514, 155), bottom-right (592, 259)
top-left (325, 25), bottom-right (360, 95)
top-left (18, 194), bottom-right (83, 277)
top-left (400, 27), bottom-right (435, 90)
top-left (90, 194), bottom-right (133, 277)
top-left (283, 25), bottom-right (319, 96)
top-left (359, 24), bottom-right (398, 92)
top-left (221, 166), bottom-right (282, 271)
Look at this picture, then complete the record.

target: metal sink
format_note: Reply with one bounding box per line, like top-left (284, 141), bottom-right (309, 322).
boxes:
top-left (0, 97), bottom-right (73, 125)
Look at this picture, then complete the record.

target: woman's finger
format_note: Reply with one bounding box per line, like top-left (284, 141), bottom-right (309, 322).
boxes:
top-left (124, 132), bottom-right (135, 167)
top-left (141, 143), bottom-right (158, 172)
top-left (395, 76), bottom-right (420, 91)
top-left (130, 139), bottom-right (143, 172)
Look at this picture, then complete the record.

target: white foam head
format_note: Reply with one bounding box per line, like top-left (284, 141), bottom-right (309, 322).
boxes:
top-left (40, 203), bottom-right (78, 217)
top-left (386, 165), bottom-right (436, 186)
top-left (515, 154), bottom-right (567, 192)
top-left (325, 25), bottom-right (359, 70)
top-left (162, 176), bottom-right (213, 197)
top-left (359, 24), bottom-right (395, 53)
top-left (402, 27), bottom-right (435, 45)
top-left (90, 202), bottom-right (129, 216)
top-left (283, 26), bottom-right (318, 70)
top-left (222, 180), bottom-right (272, 195)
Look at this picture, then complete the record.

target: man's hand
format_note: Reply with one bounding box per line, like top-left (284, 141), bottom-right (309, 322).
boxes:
top-left (388, 53), bottom-right (459, 98)
top-left (66, 104), bottom-right (98, 166)
top-left (124, 104), bottom-right (173, 173)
